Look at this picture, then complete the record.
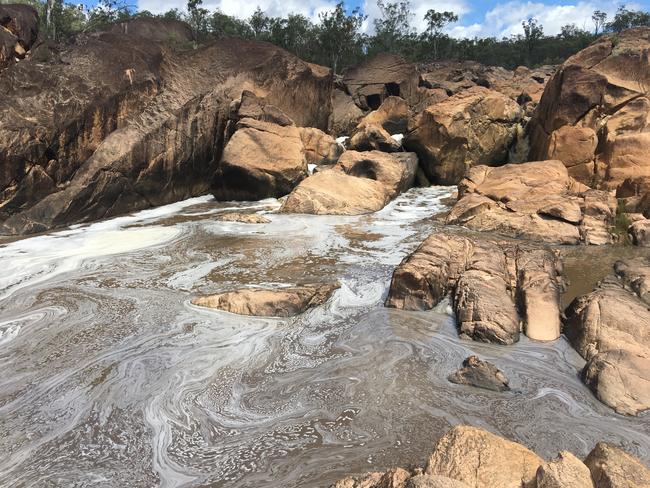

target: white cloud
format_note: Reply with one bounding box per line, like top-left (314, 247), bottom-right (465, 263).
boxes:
top-left (456, 1), bottom-right (628, 39)
top-left (361, 0), bottom-right (471, 33)
top-left (137, 0), bottom-right (339, 21)
top-left (136, 0), bottom-right (643, 40)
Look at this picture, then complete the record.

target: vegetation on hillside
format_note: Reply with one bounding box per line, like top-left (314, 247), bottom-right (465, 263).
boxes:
top-left (3, 0), bottom-right (650, 72)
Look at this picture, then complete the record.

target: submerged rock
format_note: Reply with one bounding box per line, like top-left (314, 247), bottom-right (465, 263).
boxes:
top-left (385, 233), bottom-right (563, 344)
top-left (446, 160), bottom-right (616, 245)
top-left (215, 212), bottom-right (270, 224)
top-left (192, 283), bottom-right (339, 317)
top-left (280, 150), bottom-right (417, 215)
top-left (448, 356), bottom-right (510, 392)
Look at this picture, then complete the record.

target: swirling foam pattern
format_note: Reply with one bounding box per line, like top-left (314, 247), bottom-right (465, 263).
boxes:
top-left (0, 188), bottom-right (647, 488)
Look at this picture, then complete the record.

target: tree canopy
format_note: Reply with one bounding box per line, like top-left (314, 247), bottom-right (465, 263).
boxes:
top-left (3, 0), bottom-right (650, 72)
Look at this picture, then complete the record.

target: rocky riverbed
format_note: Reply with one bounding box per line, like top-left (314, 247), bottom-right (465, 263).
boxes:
top-left (0, 188), bottom-right (648, 487)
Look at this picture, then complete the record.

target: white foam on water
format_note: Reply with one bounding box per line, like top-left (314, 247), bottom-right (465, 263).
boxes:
top-left (0, 196), bottom-right (215, 300)
top-left (0, 323), bottom-right (21, 346)
top-left (336, 136), bottom-right (349, 149)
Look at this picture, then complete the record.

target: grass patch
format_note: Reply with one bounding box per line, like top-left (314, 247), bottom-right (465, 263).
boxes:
top-left (612, 199), bottom-right (632, 245)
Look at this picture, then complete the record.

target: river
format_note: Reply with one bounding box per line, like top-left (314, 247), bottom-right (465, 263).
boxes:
top-left (0, 187), bottom-right (648, 487)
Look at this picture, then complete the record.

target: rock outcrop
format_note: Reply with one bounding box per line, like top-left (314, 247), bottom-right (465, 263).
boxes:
top-left (629, 219), bottom-right (650, 246)
top-left (448, 356), bottom-right (510, 392)
top-left (0, 19), bottom-right (332, 234)
top-left (211, 118), bottom-right (308, 201)
top-left (330, 86), bottom-right (366, 137)
top-left (385, 233), bottom-right (564, 344)
top-left (0, 4), bottom-right (39, 69)
top-left (347, 96), bottom-right (408, 152)
top-left (300, 126), bottom-right (344, 165)
top-left (529, 28), bottom-right (650, 188)
top-left (419, 61), bottom-right (555, 106)
top-left (446, 160), bottom-right (617, 245)
top-left (348, 124), bottom-right (402, 152)
top-left (280, 150), bottom-right (417, 215)
top-left (331, 425), bottom-right (649, 488)
top-left (536, 451), bottom-right (594, 488)
top-left (425, 426), bottom-right (544, 488)
top-left (584, 442), bottom-right (650, 488)
top-left (356, 96), bottom-right (409, 135)
top-left (614, 257), bottom-right (650, 303)
top-left (404, 87), bottom-right (523, 184)
top-left (192, 283), bottom-right (339, 317)
top-left (342, 53), bottom-right (420, 111)
top-left (564, 258), bottom-right (650, 415)
top-left (215, 212), bottom-right (270, 224)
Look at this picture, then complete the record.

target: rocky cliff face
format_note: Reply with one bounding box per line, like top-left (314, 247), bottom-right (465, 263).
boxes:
top-left (0, 17), bottom-right (332, 234)
top-left (529, 28), bottom-right (650, 188)
top-left (0, 4), bottom-right (38, 70)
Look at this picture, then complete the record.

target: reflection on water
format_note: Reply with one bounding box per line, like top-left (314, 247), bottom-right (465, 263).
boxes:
top-left (0, 188), bottom-right (648, 488)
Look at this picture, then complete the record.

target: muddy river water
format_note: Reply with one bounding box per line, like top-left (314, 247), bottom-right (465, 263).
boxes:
top-left (0, 187), bottom-right (648, 487)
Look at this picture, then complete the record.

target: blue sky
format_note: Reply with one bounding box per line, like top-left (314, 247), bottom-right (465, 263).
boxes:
top-left (133, 0), bottom-right (650, 38)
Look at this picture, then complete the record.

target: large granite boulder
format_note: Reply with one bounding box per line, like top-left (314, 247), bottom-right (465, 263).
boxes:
top-left (330, 86), bottom-right (366, 137)
top-left (582, 349), bottom-right (650, 417)
top-left (192, 283), bottom-right (339, 317)
top-left (348, 124), bottom-right (402, 152)
top-left (536, 451), bottom-right (594, 488)
top-left (280, 150), bottom-right (418, 215)
top-left (406, 475), bottom-right (470, 488)
top-left (212, 118), bottom-right (308, 201)
top-left (0, 4), bottom-right (39, 69)
top-left (356, 96), bottom-right (409, 135)
top-left (404, 87), bottom-right (523, 184)
top-left (629, 219), bottom-right (650, 246)
top-left (299, 127), bottom-right (343, 166)
top-left (614, 257), bottom-right (650, 303)
top-left (584, 442), bottom-right (650, 488)
top-left (529, 28), bottom-right (650, 188)
top-left (0, 21), bottom-right (332, 234)
top-left (329, 426), bottom-right (650, 488)
top-left (564, 258), bottom-right (650, 415)
top-left (385, 233), bottom-right (564, 344)
top-left (446, 160), bottom-right (617, 245)
top-left (347, 96), bottom-right (408, 152)
top-left (425, 426), bottom-right (543, 488)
